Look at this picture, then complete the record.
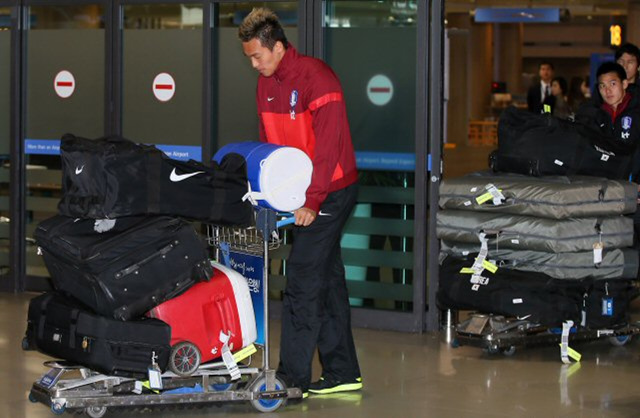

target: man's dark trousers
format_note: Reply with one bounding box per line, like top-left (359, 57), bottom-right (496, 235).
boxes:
top-left (278, 183), bottom-right (361, 391)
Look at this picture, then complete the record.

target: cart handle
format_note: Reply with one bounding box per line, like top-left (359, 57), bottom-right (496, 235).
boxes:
top-left (276, 213), bottom-right (295, 229)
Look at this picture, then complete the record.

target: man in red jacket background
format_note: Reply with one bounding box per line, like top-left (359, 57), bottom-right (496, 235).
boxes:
top-left (239, 8), bottom-right (362, 396)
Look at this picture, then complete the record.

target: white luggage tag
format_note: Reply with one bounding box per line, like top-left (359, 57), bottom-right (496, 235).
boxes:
top-left (593, 229), bottom-right (603, 265)
top-left (559, 321), bottom-right (581, 364)
top-left (219, 331), bottom-right (241, 381)
top-left (148, 351), bottom-right (163, 390)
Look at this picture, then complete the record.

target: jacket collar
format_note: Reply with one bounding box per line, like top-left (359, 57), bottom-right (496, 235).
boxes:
top-left (601, 92), bottom-right (632, 121)
top-left (273, 44), bottom-right (297, 82)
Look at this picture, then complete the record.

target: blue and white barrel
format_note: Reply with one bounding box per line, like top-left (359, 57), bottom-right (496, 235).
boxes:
top-left (213, 141), bottom-right (313, 212)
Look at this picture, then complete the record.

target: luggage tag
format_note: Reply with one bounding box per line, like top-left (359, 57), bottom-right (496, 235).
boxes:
top-left (475, 184), bottom-right (505, 206)
top-left (148, 351), bottom-right (163, 390)
top-left (219, 331), bottom-right (241, 381)
top-left (559, 320), bottom-right (581, 364)
top-left (601, 282), bottom-right (613, 317)
top-left (593, 240), bottom-right (603, 265)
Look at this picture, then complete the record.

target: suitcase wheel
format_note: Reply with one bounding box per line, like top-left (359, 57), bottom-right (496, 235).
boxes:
top-left (169, 341), bottom-right (201, 377)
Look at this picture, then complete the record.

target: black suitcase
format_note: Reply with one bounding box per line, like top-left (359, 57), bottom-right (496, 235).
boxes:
top-left (582, 279), bottom-right (639, 329)
top-left (491, 106), bottom-right (635, 179)
top-left (438, 254), bottom-right (584, 326)
top-left (24, 292), bottom-right (170, 377)
top-left (35, 215), bottom-right (213, 321)
top-left (57, 133), bottom-right (254, 226)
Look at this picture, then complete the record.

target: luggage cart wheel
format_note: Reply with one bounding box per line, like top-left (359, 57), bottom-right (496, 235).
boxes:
top-left (502, 346), bottom-right (517, 356)
top-left (85, 406), bottom-right (107, 418)
top-left (250, 376), bottom-right (286, 413)
top-left (169, 341), bottom-right (201, 376)
top-left (28, 391), bottom-right (38, 403)
top-left (609, 334), bottom-right (632, 347)
top-left (51, 401), bottom-right (66, 415)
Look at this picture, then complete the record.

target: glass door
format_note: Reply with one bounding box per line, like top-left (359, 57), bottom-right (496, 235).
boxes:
top-left (0, 4), bottom-right (12, 284)
top-left (120, 2), bottom-right (203, 161)
top-left (24, 3), bottom-right (106, 279)
top-left (324, 0), bottom-right (418, 315)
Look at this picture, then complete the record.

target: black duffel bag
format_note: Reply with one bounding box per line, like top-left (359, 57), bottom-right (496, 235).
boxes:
top-left (58, 133), bottom-right (253, 226)
top-left (490, 106), bottom-right (635, 179)
top-left (438, 254), bottom-right (585, 327)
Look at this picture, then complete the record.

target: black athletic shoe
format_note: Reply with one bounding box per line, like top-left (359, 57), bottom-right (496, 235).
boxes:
top-left (308, 376), bottom-right (363, 394)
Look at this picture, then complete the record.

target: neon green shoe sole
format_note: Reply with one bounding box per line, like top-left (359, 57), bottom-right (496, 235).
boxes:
top-left (308, 381), bottom-right (363, 394)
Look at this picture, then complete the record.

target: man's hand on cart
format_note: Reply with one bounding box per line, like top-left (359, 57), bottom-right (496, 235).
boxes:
top-left (294, 207), bottom-right (316, 226)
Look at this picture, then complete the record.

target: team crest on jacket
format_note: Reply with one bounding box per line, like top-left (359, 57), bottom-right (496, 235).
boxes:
top-left (289, 89), bottom-right (298, 120)
top-left (622, 116), bottom-right (632, 130)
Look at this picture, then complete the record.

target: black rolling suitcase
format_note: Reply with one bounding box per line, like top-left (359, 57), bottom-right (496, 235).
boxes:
top-left (24, 292), bottom-right (171, 377)
top-left (438, 254), bottom-right (585, 326)
top-left (57, 133), bottom-right (254, 226)
top-left (35, 215), bottom-right (213, 321)
top-left (491, 106), bottom-right (634, 179)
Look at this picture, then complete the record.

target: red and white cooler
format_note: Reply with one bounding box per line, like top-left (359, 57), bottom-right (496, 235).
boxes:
top-left (148, 261), bottom-right (257, 376)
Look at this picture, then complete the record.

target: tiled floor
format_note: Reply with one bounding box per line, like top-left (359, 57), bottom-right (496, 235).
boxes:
top-left (5, 292), bottom-right (640, 418)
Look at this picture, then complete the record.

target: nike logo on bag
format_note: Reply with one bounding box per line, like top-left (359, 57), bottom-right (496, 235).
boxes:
top-left (267, 97), bottom-right (275, 102)
top-left (318, 211), bottom-right (332, 216)
top-left (170, 168), bottom-right (205, 182)
top-left (75, 165), bottom-right (84, 175)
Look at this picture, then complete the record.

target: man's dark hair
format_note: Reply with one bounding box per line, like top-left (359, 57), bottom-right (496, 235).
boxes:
top-left (238, 7), bottom-right (288, 50)
top-left (614, 42), bottom-right (640, 63)
top-left (596, 61), bottom-right (627, 82)
top-left (539, 61), bottom-right (554, 70)
top-left (552, 76), bottom-right (567, 95)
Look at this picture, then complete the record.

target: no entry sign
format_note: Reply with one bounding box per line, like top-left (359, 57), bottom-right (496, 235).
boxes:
top-left (366, 74), bottom-right (393, 106)
top-left (153, 73), bottom-right (176, 102)
top-left (54, 70), bottom-right (75, 99)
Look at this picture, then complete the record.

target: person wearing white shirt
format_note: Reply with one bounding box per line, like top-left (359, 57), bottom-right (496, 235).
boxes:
top-left (527, 61), bottom-right (555, 114)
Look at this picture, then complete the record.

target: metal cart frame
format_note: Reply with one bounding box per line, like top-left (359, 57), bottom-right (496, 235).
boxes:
top-left (28, 208), bottom-right (301, 416)
top-left (450, 311), bottom-right (640, 359)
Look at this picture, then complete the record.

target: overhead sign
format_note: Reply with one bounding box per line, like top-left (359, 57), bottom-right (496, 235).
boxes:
top-left (474, 8), bottom-right (560, 23)
top-left (367, 74), bottom-right (394, 106)
top-left (610, 24), bottom-right (622, 47)
top-left (153, 72), bottom-right (176, 102)
top-left (54, 70), bottom-right (75, 99)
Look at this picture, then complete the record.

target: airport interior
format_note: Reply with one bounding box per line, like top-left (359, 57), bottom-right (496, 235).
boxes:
top-left (3, 1), bottom-right (640, 417)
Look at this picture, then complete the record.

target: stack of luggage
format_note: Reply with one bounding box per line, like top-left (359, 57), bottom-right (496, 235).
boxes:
top-left (23, 134), bottom-right (257, 378)
top-left (437, 107), bottom-right (640, 329)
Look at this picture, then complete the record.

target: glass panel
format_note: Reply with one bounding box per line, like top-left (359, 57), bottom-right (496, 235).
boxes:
top-left (325, 0), bottom-right (417, 311)
top-left (214, 2), bottom-right (298, 148)
top-left (26, 5), bottom-right (105, 277)
top-left (122, 4), bottom-right (203, 160)
top-left (0, 7), bottom-right (11, 277)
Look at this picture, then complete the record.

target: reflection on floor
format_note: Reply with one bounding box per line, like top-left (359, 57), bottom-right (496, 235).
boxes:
top-left (6, 292), bottom-right (640, 418)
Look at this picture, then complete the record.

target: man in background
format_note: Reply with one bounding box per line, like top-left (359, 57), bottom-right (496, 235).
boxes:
top-left (527, 61), bottom-right (555, 114)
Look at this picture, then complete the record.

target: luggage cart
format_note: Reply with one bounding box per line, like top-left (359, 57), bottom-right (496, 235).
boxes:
top-left (451, 311), bottom-right (640, 358)
top-left (27, 208), bottom-right (302, 416)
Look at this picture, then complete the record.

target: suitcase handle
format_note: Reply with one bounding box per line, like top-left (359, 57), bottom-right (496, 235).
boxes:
top-left (215, 296), bottom-right (236, 342)
top-left (115, 240), bottom-right (177, 279)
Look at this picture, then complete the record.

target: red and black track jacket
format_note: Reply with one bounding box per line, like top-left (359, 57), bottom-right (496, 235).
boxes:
top-left (256, 45), bottom-right (358, 213)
